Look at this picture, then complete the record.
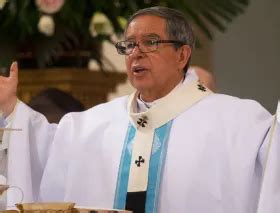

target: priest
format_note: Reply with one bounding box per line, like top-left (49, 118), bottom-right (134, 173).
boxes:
top-left (0, 6), bottom-right (279, 213)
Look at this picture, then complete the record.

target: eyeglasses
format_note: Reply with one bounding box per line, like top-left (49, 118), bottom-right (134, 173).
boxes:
top-left (115, 39), bottom-right (186, 55)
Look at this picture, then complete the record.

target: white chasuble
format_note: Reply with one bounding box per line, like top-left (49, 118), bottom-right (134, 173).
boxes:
top-left (2, 73), bottom-right (280, 213)
top-left (257, 101), bottom-right (280, 213)
top-left (113, 81), bottom-right (212, 213)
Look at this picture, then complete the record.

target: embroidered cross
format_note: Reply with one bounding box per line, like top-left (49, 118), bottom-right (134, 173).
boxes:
top-left (198, 83), bottom-right (206, 92)
top-left (137, 116), bottom-right (148, 128)
top-left (135, 156), bottom-right (145, 167)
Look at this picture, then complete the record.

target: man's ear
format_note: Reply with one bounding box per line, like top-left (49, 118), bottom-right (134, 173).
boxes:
top-left (178, 45), bottom-right (192, 70)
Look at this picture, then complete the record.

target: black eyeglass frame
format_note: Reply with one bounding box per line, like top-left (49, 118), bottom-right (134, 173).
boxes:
top-left (115, 39), bottom-right (186, 55)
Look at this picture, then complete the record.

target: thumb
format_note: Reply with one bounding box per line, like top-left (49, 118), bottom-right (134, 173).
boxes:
top-left (9, 61), bottom-right (18, 81)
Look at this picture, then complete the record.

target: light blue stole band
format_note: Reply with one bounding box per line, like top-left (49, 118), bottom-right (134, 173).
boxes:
top-left (145, 121), bottom-right (172, 213)
top-left (113, 123), bottom-right (136, 209)
top-left (114, 121), bottom-right (173, 213)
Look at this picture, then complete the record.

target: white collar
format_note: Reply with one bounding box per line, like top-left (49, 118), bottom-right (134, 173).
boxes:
top-left (136, 70), bottom-right (199, 112)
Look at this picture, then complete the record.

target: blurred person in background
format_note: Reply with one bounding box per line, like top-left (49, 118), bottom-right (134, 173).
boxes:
top-left (29, 88), bottom-right (85, 123)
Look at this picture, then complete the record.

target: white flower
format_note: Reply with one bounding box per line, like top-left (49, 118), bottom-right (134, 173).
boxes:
top-left (38, 15), bottom-right (55, 36)
top-left (35, 0), bottom-right (65, 14)
top-left (0, 0), bottom-right (7, 10)
top-left (89, 12), bottom-right (113, 37)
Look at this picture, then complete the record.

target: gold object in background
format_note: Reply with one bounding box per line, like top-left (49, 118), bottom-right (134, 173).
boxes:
top-left (18, 69), bottom-right (127, 109)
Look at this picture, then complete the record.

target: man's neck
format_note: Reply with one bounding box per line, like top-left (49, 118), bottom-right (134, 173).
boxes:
top-left (137, 78), bottom-right (184, 112)
top-left (139, 78), bottom-right (184, 102)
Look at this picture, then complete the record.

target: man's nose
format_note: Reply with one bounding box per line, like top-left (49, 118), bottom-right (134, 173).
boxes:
top-left (130, 44), bottom-right (144, 58)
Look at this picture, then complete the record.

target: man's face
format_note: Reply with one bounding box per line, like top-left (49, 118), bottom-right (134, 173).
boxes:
top-left (125, 15), bottom-right (189, 101)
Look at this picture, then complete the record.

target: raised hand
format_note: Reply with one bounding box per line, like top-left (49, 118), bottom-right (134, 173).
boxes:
top-left (0, 62), bottom-right (18, 117)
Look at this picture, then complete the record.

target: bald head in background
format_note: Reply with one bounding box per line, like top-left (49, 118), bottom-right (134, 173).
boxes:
top-left (190, 66), bottom-right (217, 92)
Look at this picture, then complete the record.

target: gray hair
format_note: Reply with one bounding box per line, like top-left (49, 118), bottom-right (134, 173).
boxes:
top-left (125, 6), bottom-right (195, 71)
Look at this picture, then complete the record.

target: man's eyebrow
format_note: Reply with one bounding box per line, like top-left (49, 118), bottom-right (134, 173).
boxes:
top-left (125, 36), bottom-right (135, 40)
top-left (142, 33), bottom-right (161, 38)
top-left (125, 33), bottom-right (161, 40)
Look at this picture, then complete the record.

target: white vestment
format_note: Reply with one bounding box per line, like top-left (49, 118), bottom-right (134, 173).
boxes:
top-left (2, 76), bottom-right (280, 213)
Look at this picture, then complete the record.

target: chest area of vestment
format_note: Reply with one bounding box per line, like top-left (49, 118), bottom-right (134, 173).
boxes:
top-left (66, 116), bottom-right (238, 195)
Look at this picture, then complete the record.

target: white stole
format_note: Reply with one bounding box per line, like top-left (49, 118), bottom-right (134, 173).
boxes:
top-left (126, 80), bottom-right (213, 192)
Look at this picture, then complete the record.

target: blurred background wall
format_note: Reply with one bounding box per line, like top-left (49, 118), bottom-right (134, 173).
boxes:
top-left (213, 0), bottom-right (280, 113)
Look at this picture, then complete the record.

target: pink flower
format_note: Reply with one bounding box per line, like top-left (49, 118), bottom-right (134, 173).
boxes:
top-left (35, 0), bottom-right (65, 14)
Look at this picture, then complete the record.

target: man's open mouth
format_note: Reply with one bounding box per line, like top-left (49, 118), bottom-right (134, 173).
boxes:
top-left (132, 66), bottom-right (147, 73)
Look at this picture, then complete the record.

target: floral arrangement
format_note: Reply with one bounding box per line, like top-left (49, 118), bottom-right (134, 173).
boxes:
top-left (0, 0), bottom-right (249, 69)
top-left (35, 0), bottom-right (116, 38)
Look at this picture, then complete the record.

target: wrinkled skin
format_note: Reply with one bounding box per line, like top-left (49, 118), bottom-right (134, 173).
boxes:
top-left (125, 15), bottom-right (191, 102)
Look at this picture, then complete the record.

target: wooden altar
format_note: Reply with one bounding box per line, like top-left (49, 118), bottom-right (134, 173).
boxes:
top-left (17, 68), bottom-right (127, 109)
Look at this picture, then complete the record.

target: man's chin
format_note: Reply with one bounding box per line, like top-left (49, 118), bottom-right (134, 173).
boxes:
top-left (132, 84), bottom-right (152, 93)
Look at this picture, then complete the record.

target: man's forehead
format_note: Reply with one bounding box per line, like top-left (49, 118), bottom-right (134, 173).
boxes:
top-left (125, 15), bottom-right (167, 39)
